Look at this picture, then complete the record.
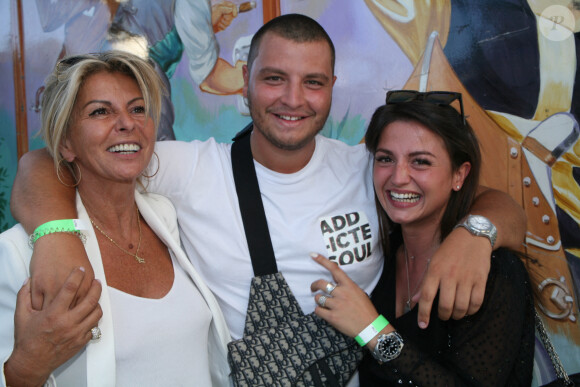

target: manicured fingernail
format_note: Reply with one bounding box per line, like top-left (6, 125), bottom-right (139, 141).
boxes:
top-left (419, 321), bottom-right (427, 329)
top-left (309, 252), bottom-right (319, 259)
top-left (23, 277), bottom-right (29, 286)
top-left (79, 266), bottom-right (86, 272)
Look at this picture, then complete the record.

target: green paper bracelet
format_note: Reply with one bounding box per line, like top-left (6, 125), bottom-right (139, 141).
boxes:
top-left (29, 219), bottom-right (88, 248)
top-left (355, 315), bottom-right (389, 346)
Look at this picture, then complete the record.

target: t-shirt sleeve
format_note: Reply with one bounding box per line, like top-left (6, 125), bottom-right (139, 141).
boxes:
top-left (147, 140), bottom-right (200, 200)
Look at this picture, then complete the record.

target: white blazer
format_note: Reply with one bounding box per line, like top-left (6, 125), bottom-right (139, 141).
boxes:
top-left (0, 191), bottom-right (231, 387)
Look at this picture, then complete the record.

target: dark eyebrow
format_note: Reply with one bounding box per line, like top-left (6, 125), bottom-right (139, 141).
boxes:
top-left (257, 67), bottom-right (287, 77)
top-left (82, 97), bottom-right (144, 110)
top-left (375, 148), bottom-right (436, 158)
top-left (258, 67), bottom-right (330, 83)
top-left (409, 151), bottom-right (435, 158)
top-left (82, 100), bottom-right (110, 109)
top-left (305, 73), bottom-right (331, 83)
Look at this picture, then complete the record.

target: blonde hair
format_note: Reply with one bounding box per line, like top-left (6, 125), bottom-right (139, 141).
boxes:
top-left (41, 51), bottom-right (165, 173)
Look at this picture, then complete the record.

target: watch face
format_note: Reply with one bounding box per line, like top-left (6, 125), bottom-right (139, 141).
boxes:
top-left (468, 215), bottom-right (490, 231)
top-left (379, 336), bottom-right (398, 356)
top-left (461, 215), bottom-right (497, 248)
top-left (374, 332), bottom-right (404, 362)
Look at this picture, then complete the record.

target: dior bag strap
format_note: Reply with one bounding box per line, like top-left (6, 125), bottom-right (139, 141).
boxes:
top-left (231, 123), bottom-right (278, 276)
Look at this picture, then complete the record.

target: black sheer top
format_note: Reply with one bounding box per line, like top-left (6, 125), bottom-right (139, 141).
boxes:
top-left (359, 233), bottom-right (535, 386)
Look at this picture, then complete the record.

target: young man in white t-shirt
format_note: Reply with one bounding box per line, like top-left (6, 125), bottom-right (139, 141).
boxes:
top-left (11, 13), bottom-right (526, 383)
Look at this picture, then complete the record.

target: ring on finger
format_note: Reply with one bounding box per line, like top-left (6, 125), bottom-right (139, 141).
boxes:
top-left (91, 326), bottom-right (102, 341)
top-left (317, 295), bottom-right (329, 308)
top-left (325, 282), bottom-right (337, 295)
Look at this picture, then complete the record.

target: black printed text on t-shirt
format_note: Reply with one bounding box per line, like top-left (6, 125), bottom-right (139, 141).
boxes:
top-left (319, 212), bottom-right (372, 265)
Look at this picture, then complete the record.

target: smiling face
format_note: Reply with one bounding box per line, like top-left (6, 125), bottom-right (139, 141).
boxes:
top-left (243, 32), bottom-right (336, 168)
top-left (59, 71), bottom-right (156, 187)
top-left (373, 120), bottom-right (470, 230)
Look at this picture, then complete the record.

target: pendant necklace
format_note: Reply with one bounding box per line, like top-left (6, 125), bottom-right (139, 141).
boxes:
top-left (404, 245), bottom-right (430, 313)
top-left (90, 206), bottom-right (145, 264)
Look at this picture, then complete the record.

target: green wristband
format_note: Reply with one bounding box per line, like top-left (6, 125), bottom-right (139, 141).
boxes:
top-left (355, 315), bottom-right (389, 346)
top-left (29, 219), bottom-right (88, 248)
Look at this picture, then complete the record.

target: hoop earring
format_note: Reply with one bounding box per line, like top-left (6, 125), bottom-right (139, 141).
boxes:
top-left (57, 159), bottom-right (81, 187)
top-left (141, 151), bottom-right (160, 179)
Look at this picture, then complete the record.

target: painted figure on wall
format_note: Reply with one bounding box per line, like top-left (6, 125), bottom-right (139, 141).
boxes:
top-left (107, 0), bottom-right (255, 138)
top-left (33, 0), bottom-right (253, 140)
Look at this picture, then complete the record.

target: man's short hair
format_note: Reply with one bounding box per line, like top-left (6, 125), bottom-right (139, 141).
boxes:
top-left (247, 13), bottom-right (336, 74)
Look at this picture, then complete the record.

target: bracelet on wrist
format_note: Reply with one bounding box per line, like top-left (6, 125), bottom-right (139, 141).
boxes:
top-left (355, 314), bottom-right (389, 347)
top-left (29, 219), bottom-right (88, 248)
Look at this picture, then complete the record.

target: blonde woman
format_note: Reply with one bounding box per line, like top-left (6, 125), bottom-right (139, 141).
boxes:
top-left (0, 51), bottom-right (230, 386)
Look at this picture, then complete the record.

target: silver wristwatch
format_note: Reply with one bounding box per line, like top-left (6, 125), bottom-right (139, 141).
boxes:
top-left (372, 332), bottom-right (404, 363)
top-left (454, 214), bottom-right (497, 248)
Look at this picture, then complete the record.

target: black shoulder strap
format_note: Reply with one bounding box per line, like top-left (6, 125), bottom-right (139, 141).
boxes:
top-left (231, 123), bottom-right (278, 276)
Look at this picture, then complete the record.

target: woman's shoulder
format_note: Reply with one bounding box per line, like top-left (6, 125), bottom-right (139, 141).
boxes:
top-left (135, 191), bottom-right (178, 231)
top-left (486, 248), bottom-right (533, 306)
top-left (137, 190), bottom-right (175, 209)
top-left (0, 224), bottom-right (31, 287)
top-left (0, 224), bottom-right (30, 257)
top-left (490, 248), bottom-right (529, 280)
top-left (0, 223), bottom-right (27, 242)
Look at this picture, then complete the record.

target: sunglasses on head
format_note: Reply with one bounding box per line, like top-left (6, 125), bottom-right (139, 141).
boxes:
top-left (385, 90), bottom-right (466, 125)
top-left (56, 54), bottom-right (99, 72)
top-left (57, 52), bottom-right (155, 73)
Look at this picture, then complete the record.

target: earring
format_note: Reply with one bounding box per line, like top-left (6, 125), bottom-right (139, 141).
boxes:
top-left (141, 151), bottom-right (160, 179)
top-left (57, 159), bottom-right (81, 187)
top-left (456, 185), bottom-right (461, 190)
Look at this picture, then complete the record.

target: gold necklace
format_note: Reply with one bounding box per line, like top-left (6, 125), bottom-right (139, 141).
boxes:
top-left (90, 206), bottom-right (145, 264)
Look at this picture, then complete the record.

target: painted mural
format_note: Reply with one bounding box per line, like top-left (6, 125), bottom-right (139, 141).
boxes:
top-left (1, 0), bottom-right (579, 384)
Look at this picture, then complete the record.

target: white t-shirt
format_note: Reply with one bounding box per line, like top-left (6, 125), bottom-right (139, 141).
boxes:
top-left (152, 134), bottom-right (383, 339)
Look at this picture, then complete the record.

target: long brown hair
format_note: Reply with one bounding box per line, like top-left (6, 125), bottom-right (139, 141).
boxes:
top-left (365, 98), bottom-right (481, 255)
